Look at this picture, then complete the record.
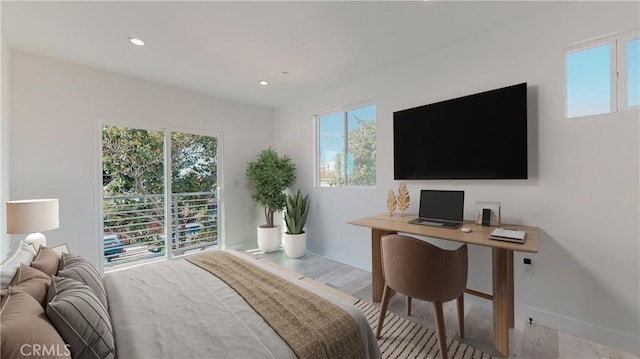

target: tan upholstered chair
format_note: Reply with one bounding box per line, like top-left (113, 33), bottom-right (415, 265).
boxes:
top-left (376, 234), bottom-right (468, 359)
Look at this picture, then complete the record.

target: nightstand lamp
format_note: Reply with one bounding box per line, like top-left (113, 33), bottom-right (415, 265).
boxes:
top-left (6, 198), bottom-right (59, 251)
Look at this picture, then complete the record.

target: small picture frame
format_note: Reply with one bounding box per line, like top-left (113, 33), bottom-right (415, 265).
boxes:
top-left (50, 243), bottom-right (70, 258)
top-left (475, 201), bottom-right (501, 226)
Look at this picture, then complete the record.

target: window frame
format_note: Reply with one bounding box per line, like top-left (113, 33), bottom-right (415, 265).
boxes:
top-left (314, 103), bottom-right (377, 189)
top-left (565, 29), bottom-right (639, 119)
top-left (619, 31), bottom-right (640, 112)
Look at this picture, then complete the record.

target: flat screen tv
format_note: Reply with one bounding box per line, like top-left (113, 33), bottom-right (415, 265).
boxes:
top-left (393, 83), bottom-right (528, 180)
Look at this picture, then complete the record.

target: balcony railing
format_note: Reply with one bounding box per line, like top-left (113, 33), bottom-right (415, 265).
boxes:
top-left (103, 191), bottom-right (218, 268)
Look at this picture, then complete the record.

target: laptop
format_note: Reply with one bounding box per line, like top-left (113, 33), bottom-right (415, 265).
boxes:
top-left (408, 190), bottom-right (464, 229)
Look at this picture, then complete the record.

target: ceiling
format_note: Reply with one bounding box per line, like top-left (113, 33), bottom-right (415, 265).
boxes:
top-left (2, 1), bottom-right (562, 109)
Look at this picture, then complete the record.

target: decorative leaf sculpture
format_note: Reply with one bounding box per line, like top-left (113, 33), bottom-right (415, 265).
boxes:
top-left (387, 190), bottom-right (397, 216)
top-left (396, 183), bottom-right (410, 216)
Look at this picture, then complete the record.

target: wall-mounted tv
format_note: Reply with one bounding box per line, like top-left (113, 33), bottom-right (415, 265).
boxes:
top-left (393, 83), bottom-right (528, 180)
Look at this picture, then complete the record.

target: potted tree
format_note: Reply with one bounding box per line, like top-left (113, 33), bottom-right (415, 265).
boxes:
top-left (246, 148), bottom-right (296, 252)
top-left (283, 189), bottom-right (310, 258)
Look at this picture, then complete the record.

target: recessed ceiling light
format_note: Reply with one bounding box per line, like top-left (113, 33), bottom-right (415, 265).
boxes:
top-left (259, 80), bottom-right (269, 86)
top-left (128, 37), bottom-right (145, 46)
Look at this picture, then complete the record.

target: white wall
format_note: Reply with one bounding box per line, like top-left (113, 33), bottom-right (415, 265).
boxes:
top-left (9, 50), bottom-right (272, 267)
top-left (274, 2), bottom-right (639, 354)
top-left (0, 36), bottom-right (10, 260)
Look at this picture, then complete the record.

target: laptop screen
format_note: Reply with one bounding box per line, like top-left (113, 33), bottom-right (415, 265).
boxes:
top-left (418, 190), bottom-right (465, 222)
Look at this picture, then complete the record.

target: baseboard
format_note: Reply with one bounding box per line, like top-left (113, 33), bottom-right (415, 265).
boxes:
top-left (465, 295), bottom-right (640, 356)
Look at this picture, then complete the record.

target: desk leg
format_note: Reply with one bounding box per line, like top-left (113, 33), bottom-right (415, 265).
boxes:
top-left (492, 248), bottom-right (512, 357)
top-left (371, 228), bottom-right (394, 303)
top-left (507, 250), bottom-right (514, 328)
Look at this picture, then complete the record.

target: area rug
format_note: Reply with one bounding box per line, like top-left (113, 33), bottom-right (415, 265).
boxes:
top-left (356, 300), bottom-right (493, 359)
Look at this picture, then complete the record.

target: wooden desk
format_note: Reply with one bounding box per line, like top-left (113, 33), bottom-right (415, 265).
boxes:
top-left (348, 214), bottom-right (539, 357)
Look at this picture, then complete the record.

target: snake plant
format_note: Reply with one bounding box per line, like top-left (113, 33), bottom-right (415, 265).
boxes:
top-left (284, 189), bottom-right (310, 235)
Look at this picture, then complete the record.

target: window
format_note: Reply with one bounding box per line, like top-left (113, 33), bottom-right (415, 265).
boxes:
top-left (566, 30), bottom-right (639, 118)
top-left (625, 38), bottom-right (639, 107)
top-left (317, 104), bottom-right (376, 187)
top-left (101, 125), bottom-right (221, 271)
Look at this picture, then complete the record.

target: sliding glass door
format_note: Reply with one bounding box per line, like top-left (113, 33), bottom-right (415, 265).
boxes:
top-left (101, 125), bottom-right (221, 270)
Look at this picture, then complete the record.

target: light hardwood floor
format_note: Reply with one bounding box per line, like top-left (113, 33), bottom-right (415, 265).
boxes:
top-left (246, 249), bottom-right (638, 359)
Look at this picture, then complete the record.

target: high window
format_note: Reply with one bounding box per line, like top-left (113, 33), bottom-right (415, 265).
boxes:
top-left (566, 30), bottom-right (639, 118)
top-left (317, 104), bottom-right (376, 187)
top-left (101, 125), bottom-right (221, 271)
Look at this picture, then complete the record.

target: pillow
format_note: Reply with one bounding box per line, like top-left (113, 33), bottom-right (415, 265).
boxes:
top-left (47, 277), bottom-right (115, 359)
top-left (57, 254), bottom-right (108, 310)
top-left (0, 241), bottom-right (37, 289)
top-left (31, 246), bottom-right (61, 277)
top-left (58, 252), bottom-right (84, 271)
top-left (10, 263), bottom-right (51, 307)
top-left (1, 288), bottom-right (71, 359)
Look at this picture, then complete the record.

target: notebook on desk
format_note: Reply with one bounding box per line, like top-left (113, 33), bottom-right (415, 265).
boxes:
top-left (408, 190), bottom-right (464, 229)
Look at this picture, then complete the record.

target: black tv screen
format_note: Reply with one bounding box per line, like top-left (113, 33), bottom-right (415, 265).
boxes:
top-left (393, 83), bottom-right (528, 180)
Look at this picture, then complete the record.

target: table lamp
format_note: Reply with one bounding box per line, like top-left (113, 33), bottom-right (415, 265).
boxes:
top-left (6, 199), bottom-right (59, 250)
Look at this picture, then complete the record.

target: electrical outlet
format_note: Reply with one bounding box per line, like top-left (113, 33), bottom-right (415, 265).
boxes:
top-left (523, 257), bottom-right (534, 276)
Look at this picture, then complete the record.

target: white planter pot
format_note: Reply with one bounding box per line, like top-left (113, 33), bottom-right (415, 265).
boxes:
top-left (283, 232), bottom-right (306, 258)
top-left (257, 226), bottom-right (281, 253)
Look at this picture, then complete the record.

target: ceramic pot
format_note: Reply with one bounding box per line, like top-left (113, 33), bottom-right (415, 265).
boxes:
top-left (283, 232), bottom-right (306, 258)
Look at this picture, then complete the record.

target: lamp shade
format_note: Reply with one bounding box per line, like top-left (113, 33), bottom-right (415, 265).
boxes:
top-left (6, 199), bottom-right (59, 234)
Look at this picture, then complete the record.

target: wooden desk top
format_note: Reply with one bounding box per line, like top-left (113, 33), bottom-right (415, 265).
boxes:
top-left (348, 213), bottom-right (539, 253)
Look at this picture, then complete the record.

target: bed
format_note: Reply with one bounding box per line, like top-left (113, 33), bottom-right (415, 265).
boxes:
top-left (0, 243), bottom-right (380, 359)
top-left (104, 250), bottom-right (380, 359)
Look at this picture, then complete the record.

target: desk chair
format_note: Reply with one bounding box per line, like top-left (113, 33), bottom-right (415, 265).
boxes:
top-left (376, 234), bottom-right (468, 359)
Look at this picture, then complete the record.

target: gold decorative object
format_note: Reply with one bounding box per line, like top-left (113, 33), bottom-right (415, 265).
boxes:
top-left (387, 190), bottom-right (397, 216)
top-left (396, 183), bottom-right (410, 216)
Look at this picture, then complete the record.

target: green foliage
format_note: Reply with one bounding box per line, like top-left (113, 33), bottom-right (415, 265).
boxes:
top-left (170, 132), bottom-right (218, 193)
top-left (102, 127), bottom-right (218, 196)
top-left (329, 153), bottom-right (345, 187)
top-left (246, 148), bottom-right (297, 228)
top-left (102, 127), bottom-right (165, 195)
top-left (284, 189), bottom-right (310, 235)
top-left (348, 118), bottom-right (376, 185)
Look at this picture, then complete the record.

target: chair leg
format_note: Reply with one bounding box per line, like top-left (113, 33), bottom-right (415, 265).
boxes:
top-left (376, 284), bottom-right (395, 339)
top-left (456, 294), bottom-right (464, 339)
top-left (433, 301), bottom-right (449, 359)
top-left (406, 296), bottom-right (412, 316)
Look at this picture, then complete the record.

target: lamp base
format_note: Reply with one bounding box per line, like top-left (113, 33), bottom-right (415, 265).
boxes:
top-left (24, 232), bottom-right (47, 251)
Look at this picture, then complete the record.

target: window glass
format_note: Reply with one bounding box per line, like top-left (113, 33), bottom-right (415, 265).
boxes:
top-left (347, 105), bottom-right (376, 186)
top-left (627, 38), bottom-right (639, 107)
top-left (319, 112), bottom-right (345, 187)
top-left (567, 44), bottom-right (611, 118)
top-left (317, 104), bottom-right (376, 187)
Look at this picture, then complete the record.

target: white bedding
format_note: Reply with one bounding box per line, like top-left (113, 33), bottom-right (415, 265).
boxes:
top-left (103, 252), bottom-right (381, 359)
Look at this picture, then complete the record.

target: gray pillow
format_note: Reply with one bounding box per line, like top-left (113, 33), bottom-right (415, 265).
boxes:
top-left (58, 252), bottom-right (84, 271)
top-left (57, 253), bottom-right (108, 310)
top-left (47, 277), bottom-right (115, 359)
